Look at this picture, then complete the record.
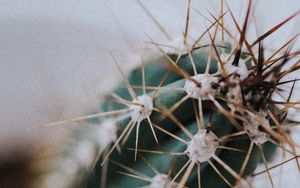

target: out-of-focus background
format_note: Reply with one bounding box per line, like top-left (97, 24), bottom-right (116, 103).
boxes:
top-left (0, 0), bottom-right (299, 187)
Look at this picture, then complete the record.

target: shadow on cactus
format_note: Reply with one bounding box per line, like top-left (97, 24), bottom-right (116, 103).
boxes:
top-left (40, 1), bottom-right (300, 188)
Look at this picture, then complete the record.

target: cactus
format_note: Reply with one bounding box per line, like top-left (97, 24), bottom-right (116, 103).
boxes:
top-left (41, 1), bottom-right (300, 188)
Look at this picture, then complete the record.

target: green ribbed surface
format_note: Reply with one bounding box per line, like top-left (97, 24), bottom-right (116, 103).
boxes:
top-left (84, 49), bottom-right (277, 188)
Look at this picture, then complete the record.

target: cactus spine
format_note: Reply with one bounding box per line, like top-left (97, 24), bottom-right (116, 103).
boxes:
top-left (41, 1), bottom-right (300, 188)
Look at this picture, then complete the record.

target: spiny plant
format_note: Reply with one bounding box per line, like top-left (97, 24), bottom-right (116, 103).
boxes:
top-left (40, 0), bottom-right (300, 187)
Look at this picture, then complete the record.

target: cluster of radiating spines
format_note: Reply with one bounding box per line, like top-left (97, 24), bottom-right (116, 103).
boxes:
top-left (151, 1), bottom-right (300, 187)
top-left (39, 0), bottom-right (300, 187)
top-left (110, 156), bottom-right (181, 188)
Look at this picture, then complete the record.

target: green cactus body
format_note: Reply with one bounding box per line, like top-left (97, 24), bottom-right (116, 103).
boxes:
top-left (39, 1), bottom-right (300, 187)
top-left (77, 47), bottom-right (279, 188)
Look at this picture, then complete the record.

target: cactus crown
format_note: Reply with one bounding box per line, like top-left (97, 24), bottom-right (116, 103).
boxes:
top-left (41, 1), bottom-right (300, 188)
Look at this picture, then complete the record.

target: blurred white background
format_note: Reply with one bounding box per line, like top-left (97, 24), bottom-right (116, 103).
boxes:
top-left (0, 0), bottom-right (299, 187)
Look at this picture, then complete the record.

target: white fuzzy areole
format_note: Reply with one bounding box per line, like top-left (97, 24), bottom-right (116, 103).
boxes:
top-left (220, 53), bottom-right (249, 80)
top-left (73, 140), bottom-right (96, 167)
top-left (221, 52), bottom-right (250, 112)
top-left (185, 129), bottom-right (219, 163)
top-left (92, 119), bottom-right (118, 148)
top-left (226, 82), bottom-right (243, 112)
top-left (129, 95), bottom-right (153, 122)
top-left (248, 129), bottom-right (269, 145)
top-left (184, 74), bottom-right (220, 100)
top-left (244, 111), bottom-right (270, 145)
top-left (146, 174), bottom-right (176, 188)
